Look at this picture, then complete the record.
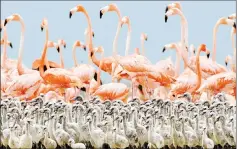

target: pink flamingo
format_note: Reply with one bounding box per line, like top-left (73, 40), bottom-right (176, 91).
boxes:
top-left (165, 7), bottom-right (189, 66)
top-left (225, 55), bottom-right (236, 72)
top-left (92, 45), bottom-right (129, 102)
top-left (212, 17), bottom-right (236, 62)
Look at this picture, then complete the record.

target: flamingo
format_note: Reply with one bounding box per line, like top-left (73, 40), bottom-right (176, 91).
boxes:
top-left (70, 40), bottom-right (97, 100)
top-left (92, 45), bottom-right (129, 102)
top-left (168, 44), bottom-right (209, 101)
top-left (212, 17), bottom-right (236, 62)
top-left (225, 55), bottom-right (236, 72)
top-left (38, 18), bottom-right (83, 95)
top-left (32, 19), bottom-right (62, 72)
top-left (165, 7), bottom-right (189, 67)
top-left (3, 14), bottom-right (43, 100)
top-left (1, 38), bottom-right (13, 48)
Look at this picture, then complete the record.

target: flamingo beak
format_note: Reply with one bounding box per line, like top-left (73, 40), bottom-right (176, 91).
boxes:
top-left (165, 15), bottom-right (168, 23)
top-left (100, 10), bottom-right (103, 19)
top-left (83, 46), bottom-right (86, 51)
top-left (233, 22), bottom-right (236, 29)
top-left (69, 12), bottom-right (72, 19)
top-left (57, 47), bottom-right (60, 53)
top-left (9, 43), bottom-right (13, 48)
top-left (41, 27), bottom-right (43, 31)
top-left (4, 19), bottom-right (8, 26)
top-left (225, 62), bottom-right (228, 66)
top-left (145, 37), bottom-right (148, 41)
top-left (0, 27), bottom-right (2, 32)
top-left (162, 47), bottom-right (166, 52)
top-left (207, 53), bottom-right (210, 59)
top-left (92, 32), bottom-right (95, 38)
top-left (64, 44), bottom-right (66, 48)
top-left (165, 6), bottom-right (169, 13)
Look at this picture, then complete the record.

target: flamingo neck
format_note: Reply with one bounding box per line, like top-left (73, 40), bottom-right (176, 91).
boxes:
top-left (231, 29), bottom-right (236, 54)
top-left (72, 46), bottom-right (79, 67)
top-left (113, 9), bottom-right (122, 57)
top-left (59, 47), bottom-right (64, 68)
top-left (17, 20), bottom-right (25, 75)
top-left (2, 28), bottom-right (7, 68)
top-left (173, 44), bottom-right (181, 77)
top-left (141, 38), bottom-right (145, 56)
top-left (212, 23), bottom-right (218, 62)
top-left (97, 52), bottom-right (103, 85)
top-left (191, 48), bottom-right (202, 93)
top-left (40, 26), bottom-right (49, 77)
top-left (125, 23), bottom-right (131, 56)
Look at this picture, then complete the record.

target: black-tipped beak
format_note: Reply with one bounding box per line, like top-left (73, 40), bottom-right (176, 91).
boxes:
top-left (162, 47), bottom-right (166, 52)
top-left (92, 33), bottom-right (95, 38)
top-left (4, 19), bottom-right (8, 26)
top-left (145, 37), bottom-right (148, 41)
top-left (225, 62), bottom-right (228, 66)
top-left (100, 10), bottom-right (103, 19)
top-left (57, 47), bottom-right (60, 53)
top-left (83, 46), bottom-right (86, 51)
top-left (0, 27), bottom-right (2, 32)
top-left (69, 12), bottom-right (72, 19)
top-left (64, 44), bottom-right (66, 48)
top-left (233, 22), bottom-right (236, 29)
top-left (207, 53), bottom-right (210, 59)
top-left (41, 27), bottom-right (43, 32)
top-left (165, 6), bottom-right (168, 13)
top-left (165, 15), bottom-right (168, 23)
top-left (138, 84), bottom-right (143, 92)
top-left (9, 43), bottom-right (13, 48)
top-left (193, 50), bottom-right (196, 54)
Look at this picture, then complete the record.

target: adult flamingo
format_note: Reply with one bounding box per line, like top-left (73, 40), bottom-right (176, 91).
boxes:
top-left (212, 17), bottom-right (236, 62)
top-left (165, 7), bottom-right (189, 65)
top-left (39, 18), bottom-right (83, 94)
top-left (71, 40), bottom-right (97, 100)
top-left (91, 44), bottom-right (129, 102)
top-left (32, 19), bottom-right (62, 72)
top-left (228, 13), bottom-right (236, 70)
top-left (168, 44), bottom-right (209, 101)
top-left (225, 55), bottom-right (236, 72)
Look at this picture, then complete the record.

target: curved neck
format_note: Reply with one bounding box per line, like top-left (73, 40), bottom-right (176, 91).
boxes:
top-left (212, 23), bottom-right (219, 62)
top-left (141, 38), bottom-right (145, 56)
top-left (231, 29), bottom-right (236, 54)
top-left (72, 45), bottom-right (79, 67)
top-left (40, 25), bottom-right (49, 78)
top-left (17, 20), bottom-right (25, 75)
top-left (125, 23), bottom-right (131, 56)
top-left (173, 44), bottom-right (181, 77)
top-left (113, 10), bottom-right (122, 57)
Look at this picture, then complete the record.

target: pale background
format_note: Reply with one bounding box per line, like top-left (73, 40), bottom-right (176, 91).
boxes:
top-left (1, 1), bottom-right (235, 84)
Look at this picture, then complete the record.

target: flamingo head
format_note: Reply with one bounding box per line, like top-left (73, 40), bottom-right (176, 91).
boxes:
top-left (47, 41), bottom-right (60, 53)
top-left (163, 43), bottom-right (176, 52)
top-left (58, 39), bottom-right (67, 49)
top-left (228, 13), bottom-right (236, 19)
top-left (73, 40), bottom-right (86, 51)
top-left (1, 38), bottom-right (13, 48)
top-left (69, 5), bottom-right (86, 19)
top-left (225, 55), bottom-right (232, 66)
top-left (140, 33), bottom-right (148, 41)
top-left (100, 3), bottom-right (118, 19)
top-left (94, 46), bottom-right (104, 53)
top-left (166, 2), bottom-right (182, 13)
top-left (165, 8), bottom-right (180, 23)
top-left (121, 16), bottom-right (130, 27)
top-left (41, 18), bottom-right (48, 31)
top-left (3, 14), bottom-right (22, 26)
top-left (84, 28), bottom-right (95, 38)
top-left (198, 44), bottom-right (210, 58)
top-left (217, 17), bottom-right (236, 29)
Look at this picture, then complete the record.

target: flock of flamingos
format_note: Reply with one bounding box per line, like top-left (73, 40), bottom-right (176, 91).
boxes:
top-left (0, 2), bottom-right (236, 149)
